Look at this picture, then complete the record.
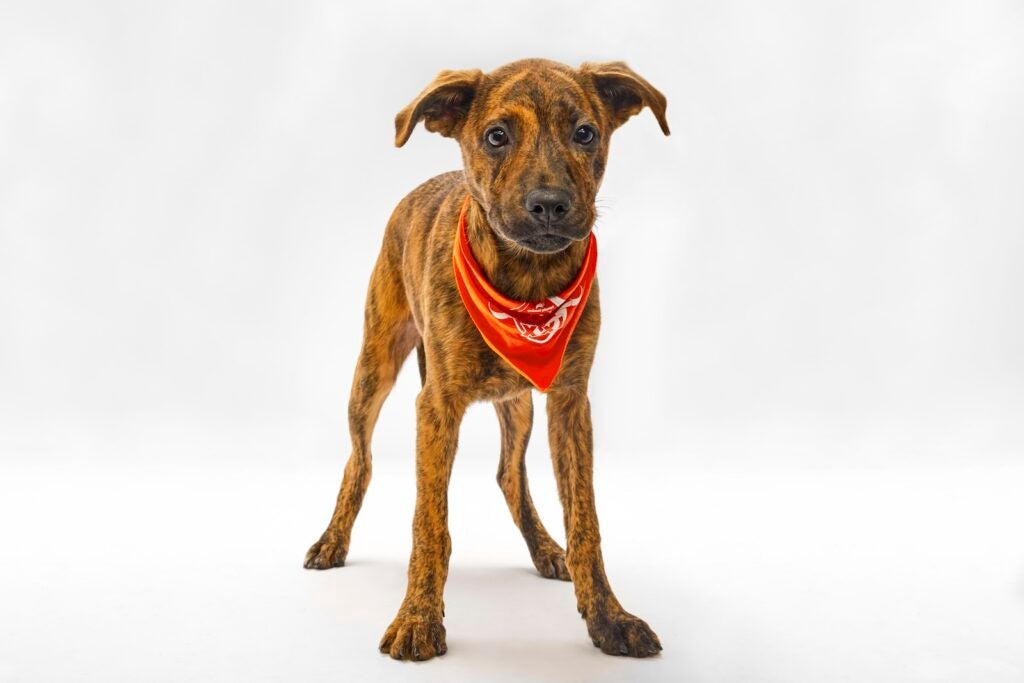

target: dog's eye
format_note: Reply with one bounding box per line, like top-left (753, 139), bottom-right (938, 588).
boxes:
top-left (573, 125), bottom-right (596, 145)
top-left (485, 127), bottom-right (509, 148)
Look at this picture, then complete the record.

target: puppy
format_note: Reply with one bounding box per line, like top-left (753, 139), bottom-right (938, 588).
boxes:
top-left (305, 58), bottom-right (670, 660)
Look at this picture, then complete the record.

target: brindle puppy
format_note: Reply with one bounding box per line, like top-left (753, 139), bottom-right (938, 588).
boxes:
top-left (304, 58), bottom-right (670, 661)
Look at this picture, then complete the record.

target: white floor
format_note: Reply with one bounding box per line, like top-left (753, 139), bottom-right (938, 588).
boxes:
top-left (2, 420), bottom-right (1023, 683)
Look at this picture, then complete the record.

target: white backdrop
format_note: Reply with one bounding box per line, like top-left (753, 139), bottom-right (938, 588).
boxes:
top-left (2, 2), bottom-right (1022, 682)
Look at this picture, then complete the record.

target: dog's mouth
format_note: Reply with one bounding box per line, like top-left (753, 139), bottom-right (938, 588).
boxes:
top-left (514, 233), bottom-right (574, 254)
top-left (486, 206), bottom-right (594, 255)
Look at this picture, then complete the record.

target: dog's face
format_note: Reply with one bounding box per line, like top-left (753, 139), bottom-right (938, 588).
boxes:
top-left (395, 59), bottom-right (670, 254)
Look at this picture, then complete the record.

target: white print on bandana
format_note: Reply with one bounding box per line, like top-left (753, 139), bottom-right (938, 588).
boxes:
top-left (487, 288), bottom-right (584, 344)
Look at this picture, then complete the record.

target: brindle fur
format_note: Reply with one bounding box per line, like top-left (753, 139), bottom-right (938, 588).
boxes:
top-left (304, 58), bottom-right (669, 661)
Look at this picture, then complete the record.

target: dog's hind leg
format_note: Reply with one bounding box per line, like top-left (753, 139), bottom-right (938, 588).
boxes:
top-left (304, 245), bottom-right (417, 570)
top-left (415, 340), bottom-right (426, 387)
top-left (494, 392), bottom-right (570, 580)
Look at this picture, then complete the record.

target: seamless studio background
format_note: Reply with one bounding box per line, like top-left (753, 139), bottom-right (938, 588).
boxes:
top-left (1, 1), bottom-right (1022, 682)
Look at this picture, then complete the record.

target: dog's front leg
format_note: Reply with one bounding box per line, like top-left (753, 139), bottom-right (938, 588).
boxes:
top-left (379, 386), bottom-right (464, 661)
top-left (547, 389), bottom-right (663, 657)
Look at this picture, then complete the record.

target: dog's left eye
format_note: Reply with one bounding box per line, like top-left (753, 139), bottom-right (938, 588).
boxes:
top-left (486, 127), bottom-right (509, 148)
top-left (573, 125), bottom-right (596, 145)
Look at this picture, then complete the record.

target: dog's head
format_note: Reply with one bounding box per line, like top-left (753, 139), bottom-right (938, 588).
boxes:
top-left (395, 59), bottom-right (669, 254)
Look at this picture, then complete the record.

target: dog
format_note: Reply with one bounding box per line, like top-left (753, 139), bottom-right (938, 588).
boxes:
top-left (304, 58), bottom-right (670, 660)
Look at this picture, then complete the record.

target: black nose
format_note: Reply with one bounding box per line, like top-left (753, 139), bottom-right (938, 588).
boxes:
top-left (525, 188), bottom-right (573, 225)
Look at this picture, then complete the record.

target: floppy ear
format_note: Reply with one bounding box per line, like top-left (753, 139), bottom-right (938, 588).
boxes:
top-left (394, 69), bottom-right (484, 147)
top-left (580, 61), bottom-right (670, 135)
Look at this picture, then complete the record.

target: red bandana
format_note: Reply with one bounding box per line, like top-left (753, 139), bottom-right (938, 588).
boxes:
top-left (452, 196), bottom-right (597, 391)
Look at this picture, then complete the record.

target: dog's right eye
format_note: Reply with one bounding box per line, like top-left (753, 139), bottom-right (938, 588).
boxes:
top-left (485, 127), bottom-right (509, 148)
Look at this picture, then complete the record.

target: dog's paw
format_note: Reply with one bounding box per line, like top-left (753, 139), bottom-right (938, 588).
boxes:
top-left (303, 535), bottom-right (347, 570)
top-left (587, 611), bottom-right (662, 658)
top-left (533, 545), bottom-right (571, 581)
top-left (379, 614), bottom-right (447, 661)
